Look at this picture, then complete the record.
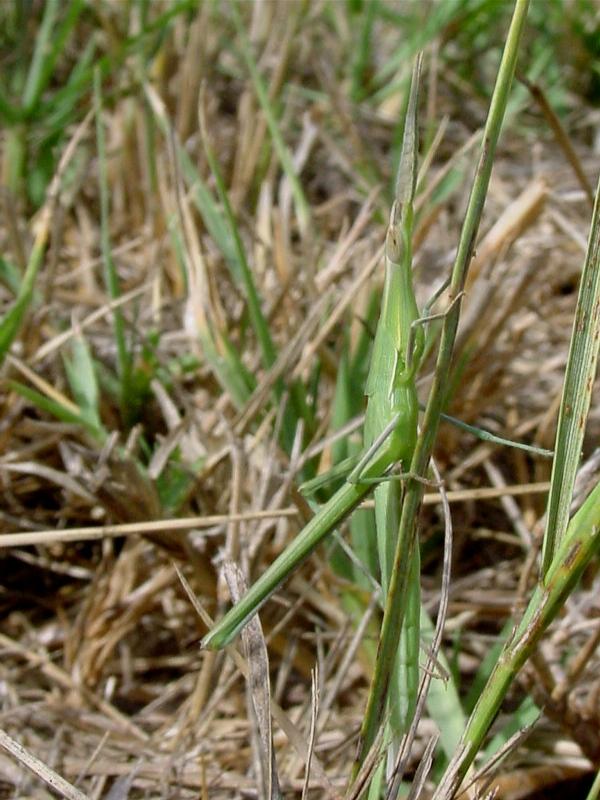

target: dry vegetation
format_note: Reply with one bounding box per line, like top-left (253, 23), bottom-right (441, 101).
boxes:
top-left (0, 1), bottom-right (599, 798)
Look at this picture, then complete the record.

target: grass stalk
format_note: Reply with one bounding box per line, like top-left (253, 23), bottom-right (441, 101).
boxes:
top-left (94, 69), bottom-right (132, 420)
top-left (21, 0), bottom-right (61, 114)
top-left (432, 478), bottom-right (600, 798)
top-left (355, 0), bottom-right (531, 772)
top-left (432, 171), bottom-right (600, 797)
top-left (23, 0), bottom-right (84, 116)
top-left (0, 233), bottom-right (46, 363)
top-left (199, 97), bottom-right (276, 373)
top-left (541, 174), bottom-right (600, 573)
top-left (229, 2), bottom-right (311, 236)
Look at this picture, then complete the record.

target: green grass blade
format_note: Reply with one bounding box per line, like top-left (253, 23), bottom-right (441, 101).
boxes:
top-left (199, 102), bottom-right (277, 374)
top-left (9, 380), bottom-right (103, 440)
top-left (0, 257), bottom-right (22, 296)
top-left (585, 769), bottom-right (600, 800)
top-left (156, 457), bottom-right (205, 517)
top-left (23, 0), bottom-right (84, 117)
top-left (167, 222), bottom-right (254, 411)
top-left (94, 68), bottom-right (132, 417)
top-left (368, 1), bottom-right (460, 106)
top-left (0, 235), bottom-right (45, 364)
top-left (229, 2), bottom-right (311, 236)
top-left (541, 175), bottom-right (600, 574)
top-left (145, 84), bottom-right (249, 293)
top-left (432, 478), bottom-right (600, 798)
top-left (201, 327), bottom-right (256, 412)
top-left (349, 0), bottom-right (379, 102)
top-left (21, 0), bottom-right (60, 113)
top-left (62, 335), bottom-right (103, 433)
top-left (35, 1), bottom-right (193, 125)
top-left (41, 37), bottom-right (96, 135)
top-left (0, 85), bottom-right (20, 124)
top-left (150, 82), bottom-right (309, 454)
top-left (357, 0), bottom-right (530, 768)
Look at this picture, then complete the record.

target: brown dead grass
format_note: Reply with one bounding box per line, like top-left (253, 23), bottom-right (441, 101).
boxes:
top-left (1, 3), bottom-right (599, 798)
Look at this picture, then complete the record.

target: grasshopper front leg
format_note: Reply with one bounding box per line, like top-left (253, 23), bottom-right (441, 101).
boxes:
top-left (201, 477), bottom-right (373, 650)
top-left (202, 389), bottom-right (419, 651)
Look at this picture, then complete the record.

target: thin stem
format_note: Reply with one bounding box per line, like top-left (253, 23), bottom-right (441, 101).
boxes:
top-left (355, 0), bottom-right (531, 771)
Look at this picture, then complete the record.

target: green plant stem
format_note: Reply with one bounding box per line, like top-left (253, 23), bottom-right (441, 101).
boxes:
top-left (354, 0), bottom-right (530, 772)
top-left (200, 101), bottom-right (277, 375)
top-left (94, 69), bottom-right (131, 413)
top-left (541, 174), bottom-right (600, 574)
top-left (432, 479), bottom-right (600, 799)
top-left (585, 767), bottom-right (600, 800)
top-left (0, 234), bottom-right (46, 362)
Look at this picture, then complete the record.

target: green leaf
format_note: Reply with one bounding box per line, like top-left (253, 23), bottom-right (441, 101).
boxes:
top-left (63, 335), bottom-right (103, 433)
top-left (0, 237), bottom-right (45, 364)
top-left (23, 0), bottom-right (84, 117)
top-left (9, 380), bottom-right (103, 440)
top-left (0, 257), bottom-right (23, 296)
top-left (156, 458), bottom-right (205, 516)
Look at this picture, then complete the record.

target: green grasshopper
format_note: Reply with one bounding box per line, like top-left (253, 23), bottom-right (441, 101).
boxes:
top-left (202, 57), bottom-right (428, 682)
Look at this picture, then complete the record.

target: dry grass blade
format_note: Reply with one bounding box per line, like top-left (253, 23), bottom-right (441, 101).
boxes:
top-left (4, 2), bottom-right (600, 797)
top-left (455, 721), bottom-right (537, 800)
top-left (343, 722), bottom-right (387, 800)
top-left (405, 736), bottom-right (438, 800)
top-left (0, 632), bottom-right (148, 742)
top-left (521, 76), bottom-right (595, 208)
top-left (224, 564), bottom-right (282, 800)
top-left (0, 510), bottom-right (298, 547)
top-left (302, 667), bottom-right (320, 800)
top-left (0, 729), bottom-right (89, 800)
top-left (0, 460), bottom-right (95, 502)
top-left (175, 568), bottom-right (340, 797)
